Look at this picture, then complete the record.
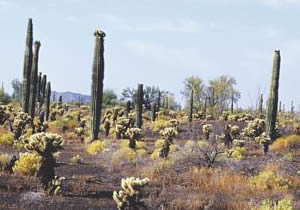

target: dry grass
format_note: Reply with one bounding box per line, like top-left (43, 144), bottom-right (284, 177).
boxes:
top-left (271, 135), bottom-right (300, 152)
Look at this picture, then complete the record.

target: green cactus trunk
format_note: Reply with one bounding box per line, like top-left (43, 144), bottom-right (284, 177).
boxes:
top-left (45, 82), bottom-right (51, 121)
top-left (36, 72), bottom-right (42, 102)
top-left (259, 94), bottom-right (263, 114)
top-left (204, 97), bottom-right (207, 115)
top-left (279, 101), bottom-right (281, 112)
top-left (29, 41), bottom-right (41, 119)
top-left (58, 95), bottom-right (62, 105)
top-left (165, 96), bottom-right (169, 109)
top-left (151, 103), bottom-right (157, 122)
top-left (188, 89), bottom-right (193, 122)
top-left (230, 92), bottom-right (234, 114)
top-left (136, 84), bottom-right (143, 128)
top-left (39, 75), bottom-right (47, 111)
top-left (90, 30), bottom-right (105, 141)
top-left (157, 91), bottom-right (161, 112)
top-left (126, 100), bottom-right (131, 117)
top-left (266, 50), bottom-right (281, 144)
top-left (22, 18), bottom-right (33, 113)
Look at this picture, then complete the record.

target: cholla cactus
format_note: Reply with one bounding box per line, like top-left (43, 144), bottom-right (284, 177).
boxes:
top-left (0, 105), bottom-right (8, 125)
top-left (22, 132), bottom-right (64, 190)
top-left (169, 119), bottom-right (179, 130)
top-left (75, 127), bottom-right (85, 142)
top-left (242, 119), bottom-right (265, 139)
top-left (126, 128), bottom-right (142, 149)
top-left (228, 114), bottom-right (239, 122)
top-left (202, 124), bottom-right (213, 140)
top-left (159, 127), bottom-right (178, 158)
top-left (50, 110), bottom-right (57, 121)
top-left (104, 119), bottom-right (111, 137)
top-left (194, 111), bottom-right (205, 120)
top-left (230, 125), bottom-right (240, 139)
top-left (220, 111), bottom-right (230, 121)
top-left (115, 117), bottom-right (131, 139)
top-left (113, 177), bottom-right (150, 210)
top-left (12, 112), bottom-right (31, 140)
top-left (47, 176), bottom-right (65, 195)
top-left (238, 114), bottom-right (254, 122)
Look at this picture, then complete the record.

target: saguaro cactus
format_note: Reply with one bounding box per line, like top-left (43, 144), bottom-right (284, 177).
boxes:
top-left (36, 72), bottom-right (42, 102)
top-left (188, 89), bottom-right (193, 122)
top-left (136, 84), bottom-right (143, 128)
top-left (29, 41), bottom-right (41, 119)
top-left (90, 30), bottom-right (105, 141)
top-left (58, 96), bottom-right (62, 105)
top-left (259, 94), bottom-right (263, 114)
top-left (265, 50), bottom-right (281, 148)
top-left (279, 101), bottom-right (282, 112)
top-left (22, 18), bottom-right (33, 113)
top-left (151, 103), bottom-right (157, 122)
top-left (40, 75), bottom-right (47, 110)
top-left (45, 82), bottom-right (51, 121)
top-left (157, 91), bottom-right (161, 112)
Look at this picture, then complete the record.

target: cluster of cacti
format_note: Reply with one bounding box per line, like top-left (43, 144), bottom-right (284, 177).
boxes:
top-left (11, 112), bottom-right (31, 140)
top-left (159, 127), bottom-right (178, 158)
top-left (202, 124), bottom-right (213, 140)
top-left (169, 119), bottom-right (179, 130)
top-left (21, 132), bottom-right (64, 190)
top-left (113, 177), bottom-right (150, 210)
top-left (125, 128), bottom-right (142, 149)
top-left (0, 105), bottom-right (9, 125)
top-left (193, 111), bottom-right (206, 120)
top-left (90, 30), bottom-right (105, 142)
top-left (242, 119), bottom-right (265, 139)
top-left (75, 119), bottom-right (86, 142)
top-left (115, 116), bottom-right (135, 139)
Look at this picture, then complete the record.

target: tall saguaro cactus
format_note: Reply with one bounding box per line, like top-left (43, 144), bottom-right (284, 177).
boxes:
top-left (90, 30), bottom-right (105, 141)
top-left (188, 89), bottom-right (193, 122)
top-left (39, 75), bottom-right (47, 110)
top-left (29, 41), bottom-right (41, 119)
top-left (22, 18), bottom-right (33, 113)
top-left (136, 84), bottom-right (143, 128)
top-left (157, 91), bottom-right (161, 112)
top-left (265, 50), bottom-right (281, 146)
top-left (36, 72), bottom-right (42, 102)
top-left (45, 82), bottom-right (51, 121)
top-left (259, 94), bottom-right (263, 114)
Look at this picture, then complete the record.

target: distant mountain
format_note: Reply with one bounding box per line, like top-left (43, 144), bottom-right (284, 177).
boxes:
top-left (51, 91), bottom-right (91, 104)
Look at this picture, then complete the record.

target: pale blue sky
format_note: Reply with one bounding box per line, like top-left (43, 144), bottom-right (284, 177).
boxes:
top-left (1, 0), bottom-right (300, 108)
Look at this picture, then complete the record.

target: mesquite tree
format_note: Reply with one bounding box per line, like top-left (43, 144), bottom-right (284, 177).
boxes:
top-left (265, 50), bottom-right (281, 151)
top-left (22, 18), bottom-right (33, 113)
top-left (29, 41), bottom-right (41, 119)
top-left (90, 30), bottom-right (105, 141)
top-left (136, 84), bottom-right (143, 128)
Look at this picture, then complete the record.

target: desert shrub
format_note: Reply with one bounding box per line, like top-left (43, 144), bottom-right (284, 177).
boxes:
top-left (112, 140), bottom-right (146, 163)
top-left (151, 139), bottom-right (180, 159)
top-left (0, 153), bottom-right (10, 171)
top-left (87, 140), bottom-right (106, 155)
top-left (70, 155), bottom-right (84, 164)
top-left (150, 119), bottom-right (170, 132)
top-left (0, 131), bottom-right (14, 146)
top-left (13, 152), bottom-right (41, 176)
top-left (271, 135), bottom-right (300, 152)
top-left (49, 118), bottom-right (78, 133)
top-left (226, 146), bottom-right (245, 160)
top-left (249, 168), bottom-right (291, 191)
top-left (258, 197), bottom-right (292, 210)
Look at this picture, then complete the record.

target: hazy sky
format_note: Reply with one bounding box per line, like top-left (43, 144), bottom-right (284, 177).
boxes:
top-left (1, 0), bottom-right (300, 108)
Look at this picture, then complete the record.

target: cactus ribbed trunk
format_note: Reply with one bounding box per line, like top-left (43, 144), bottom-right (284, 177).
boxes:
top-left (165, 96), bottom-right (169, 109)
top-left (157, 91), bottom-right (161, 112)
top-left (22, 18), bottom-right (33, 113)
top-left (259, 94), bottom-right (263, 114)
top-left (39, 75), bottom-right (47, 110)
top-left (45, 82), bottom-right (51, 121)
top-left (136, 84), bottom-right (143, 128)
top-left (266, 50), bottom-right (281, 143)
top-left (90, 30), bottom-right (105, 141)
top-left (58, 95), bottom-right (62, 105)
top-left (230, 92), bottom-right (234, 114)
top-left (151, 103), bottom-right (157, 122)
top-left (188, 89), bottom-right (193, 122)
top-left (36, 72), bottom-right (42, 102)
top-left (126, 100), bottom-right (131, 117)
top-left (29, 41), bottom-right (41, 119)
top-left (279, 101), bottom-right (282, 112)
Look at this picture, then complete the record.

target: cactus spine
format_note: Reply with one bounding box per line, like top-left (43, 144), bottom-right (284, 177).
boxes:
top-left (29, 41), bottom-right (41, 119)
top-left (136, 84), bottom-right (143, 128)
top-left (265, 50), bottom-right (281, 145)
top-left (45, 82), bottom-right (51, 121)
top-left (188, 89), bottom-right (193, 122)
top-left (90, 30), bottom-right (105, 141)
top-left (22, 18), bottom-right (33, 113)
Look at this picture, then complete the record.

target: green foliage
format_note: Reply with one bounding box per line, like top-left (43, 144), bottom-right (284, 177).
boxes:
top-left (258, 197), bottom-right (292, 210)
top-left (0, 88), bottom-right (11, 105)
top-left (13, 152), bottom-right (41, 176)
top-left (102, 89), bottom-right (118, 108)
top-left (87, 140), bottom-right (106, 155)
top-left (0, 132), bottom-right (14, 146)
